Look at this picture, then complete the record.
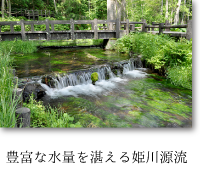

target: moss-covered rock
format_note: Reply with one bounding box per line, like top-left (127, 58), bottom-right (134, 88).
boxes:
top-left (91, 72), bottom-right (98, 85)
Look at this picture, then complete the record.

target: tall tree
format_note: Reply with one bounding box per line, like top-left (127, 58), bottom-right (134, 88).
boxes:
top-left (181, 0), bottom-right (186, 24)
top-left (188, 0), bottom-right (192, 21)
top-left (8, 0), bottom-right (11, 17)
top-left (174, 0), bottom-right (182, 24)
top-left (165, 0), bottom-right (168, 20)
top-left (54, 0), bottom-right (57, 13)
top-left (1, 0), bottom-right (5, 18)
top-left (107, 0), bottom-right (115, 29)
top-left (121, 0), bottom-right (127, 20)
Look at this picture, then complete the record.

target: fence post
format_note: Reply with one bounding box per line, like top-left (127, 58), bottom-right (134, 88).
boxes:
top-left (130, 24), bottom-right (135, 31)
top-left (20, 20), bottom-right (26, 40)
top-left (159, 23), bottom-right (164, 34)
top-left (186, 20), bottom-right (192, 40)
top-left (32, 10), bottom-right (35, 20)
top-left (126, 19), bottom-right (129, 35)
top-left (91, 22), bottom-right (94, 30)
top-left (31, 22), bottom-right (34, 33)
top-left (141, 19), bottom-right (147, 32)
top-left (115, 18), bottom-right (120, 38)
top-left (51, 21), bottom-right (54, 32)
top-left (70, 18), bottom-right (74, 40)
top-left (15, 107), bottom-right (31, 128)
top-left (28, 10), bottom-right (30, 20)
top-left (94, 18), bottom-right (98, 39)
top-left (165, 20), bottom-right (170, 31)
top-left (45, 19), bottom-right (51, 40)
top-left (10, 24), bottom-right (14, 33)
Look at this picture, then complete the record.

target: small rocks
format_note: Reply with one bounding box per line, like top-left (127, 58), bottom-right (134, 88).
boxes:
top-left (23, 82), bottom-right (46, 102)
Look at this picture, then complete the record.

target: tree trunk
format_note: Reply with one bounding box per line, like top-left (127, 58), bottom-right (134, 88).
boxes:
top-left (165, 0), bottom-right (168, 20)
top-left (116, 0), bottom-right (121, 20)
top-left (121, 0), bottom-right (126, 21)
top-left (188, 0), bottom-right (192, 21)
top-left (174, 0), bottom-right (182, 24)
top-left (1, 0), bottom-right (5, 18)
top-left (54, 0), bottom-right (57, 13)
top-left (32, 0), bottom-right (35, 10)
top-left (107, 0), bottom-right (115, 30)
top-left (181, 0), bottom-right (186, 24)
top-left (8, 0), bottom-right (11, 17)
top-left (161, 0), bottom-right (163, 15)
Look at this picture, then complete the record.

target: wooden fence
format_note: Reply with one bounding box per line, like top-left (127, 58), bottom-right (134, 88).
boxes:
top-left (5, 9), bottom-right (54, 20)
top-left (0, 19), bottom-right (192, 41)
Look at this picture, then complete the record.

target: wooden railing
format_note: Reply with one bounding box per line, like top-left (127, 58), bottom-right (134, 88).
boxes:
top-left (5, 9), bottom-right (54, 20)
top-left (0, 18), bottom-right (192, 41)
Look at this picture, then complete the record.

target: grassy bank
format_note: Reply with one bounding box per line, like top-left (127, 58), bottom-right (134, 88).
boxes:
top-left (0, 46), bottom-right (21, 180)
top-left (115, 33), bottom-right (192, 90)
top-left (0, 52), bottom-right (18, 127)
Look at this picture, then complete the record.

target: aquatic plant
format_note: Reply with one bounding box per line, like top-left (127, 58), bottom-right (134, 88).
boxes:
top-left (91, 72), bottom-right (98, 85)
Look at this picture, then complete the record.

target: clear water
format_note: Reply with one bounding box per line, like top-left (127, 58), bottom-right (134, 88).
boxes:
top-left (13, 48), bottom-right (192, 128)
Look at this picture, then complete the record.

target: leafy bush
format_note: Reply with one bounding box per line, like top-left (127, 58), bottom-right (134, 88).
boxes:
top-left (23, 95), bottom-right (82, 128)
top-left (115, 33), bottom-right (192, 89)
top-left (167, 64), bottom-right (192, 90)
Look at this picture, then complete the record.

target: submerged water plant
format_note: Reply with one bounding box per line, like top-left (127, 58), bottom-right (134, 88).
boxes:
top-left (91, 72), bottom-right (98, 85)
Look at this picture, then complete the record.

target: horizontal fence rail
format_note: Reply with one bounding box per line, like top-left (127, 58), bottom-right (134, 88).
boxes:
top-left (5, 9), bottom-right (55, 20)
top-left (0, 19), bottom-right (192, 41)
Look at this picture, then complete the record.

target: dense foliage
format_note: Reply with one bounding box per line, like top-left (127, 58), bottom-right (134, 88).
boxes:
top-left (115, 32), bottom-right (192, 89)
top-left (1, 0), bottom-right (192, 24)
top-left (23, 95), bottom-right (82, 128)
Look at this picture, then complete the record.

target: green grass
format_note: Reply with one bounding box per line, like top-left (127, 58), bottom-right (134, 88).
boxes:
top-left (0, 40), bottom-right (38, 55)
top-left (38, 39), bottom-right (103, 47)
top-left (0, 53), bottom-right (18, 127)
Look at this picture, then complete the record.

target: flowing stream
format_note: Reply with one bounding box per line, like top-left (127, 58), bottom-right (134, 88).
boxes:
top-left (13, 48), bottom-right (192, 128)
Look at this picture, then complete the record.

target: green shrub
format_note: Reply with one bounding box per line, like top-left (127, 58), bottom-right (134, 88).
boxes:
top-left (23, 95), bottom-right (82, 128)
top-left (115, 33), bottom-right (192, 90)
